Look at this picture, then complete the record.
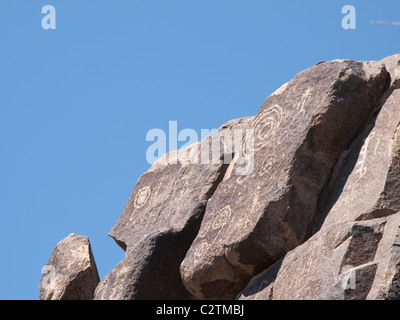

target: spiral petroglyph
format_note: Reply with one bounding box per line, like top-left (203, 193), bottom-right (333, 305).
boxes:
top-left (193, 241), bottom-right (210, 263)
top-left (212, 205), bottom-right (232, 230)
top-left (197, 223), bottom-right (211, 239)
top-left (252, 104), bottom-right (283, 150)
top-left (192, 206), bottom-right (232, 264)
top-left (134, 186), bottom-right (151, 209)
top-left (259, 154), bottom-right (276, 177)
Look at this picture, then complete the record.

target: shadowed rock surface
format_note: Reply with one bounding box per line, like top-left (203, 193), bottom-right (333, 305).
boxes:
top-left (238, 213), bottom-right (400, 300)
top-left (40, 54), bottom-right (400, 300)
top-left (314, 54), bottom-right (400, 231)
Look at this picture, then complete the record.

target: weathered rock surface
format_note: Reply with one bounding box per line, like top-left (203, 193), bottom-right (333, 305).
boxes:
top-left (238, 213), bottom-right (400, 300)
top-left (237, 54), bottom-right (400, 301)
top-left (40, 54), bottom-right (400, 300)
top-left (94, 118), bottom-right (253, 299)
top-left (39, 233), bottom-right (100, 300)
top-left (180, 59), bottom-right (389, 299)
top-left (314, 54), bottom-right (400, 230)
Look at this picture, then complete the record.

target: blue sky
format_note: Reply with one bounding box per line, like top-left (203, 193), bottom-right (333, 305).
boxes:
top-left (1, 0), bottom-right (400, 300)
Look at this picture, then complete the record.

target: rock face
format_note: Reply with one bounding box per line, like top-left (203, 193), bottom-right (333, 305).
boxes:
top-left (40, 54), bottom-right (400, 300)
top-left (314, 55), bottom-right (400, 230)
top-left (238, 54), bottom-right (400, 301)
top-left (180, 59), bottom-right (388, 299)
top-left (39, 233), bottom-right (100, 300)
top-left (94, 118), bottom-right (253, 299)
top-left (238, 213), bottom-right (400, 300)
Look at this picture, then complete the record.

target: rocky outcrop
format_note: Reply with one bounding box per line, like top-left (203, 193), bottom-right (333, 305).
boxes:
top-left (39, 234), bottom-right (99, 300)
top-left (94, 118), bottom-right (253, 299)
top-left (238, 213), bottom-right (400, 300)
top-left (314, 55), bottom-right (400, 230)
top-left (237, 54), bottom-right (400, 301)
top-left (180, 59), bottom-right (388, 299)
top-left (40, 54), bottom-right (400, 300)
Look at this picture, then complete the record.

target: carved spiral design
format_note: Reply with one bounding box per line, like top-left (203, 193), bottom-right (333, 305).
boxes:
top-left (212, 206), bottom-right (232, 230)
top-left (134, 186), bottom-right (151, 209)
top-left (252, 104), bottom-right (283, 150)
top-left (194, 241), bottom-right (210, 263)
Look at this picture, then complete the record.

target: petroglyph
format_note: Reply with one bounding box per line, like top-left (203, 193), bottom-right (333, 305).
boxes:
top-left (134, 186), bottom-right (151, 209)
top-left (259, 154), bottom-right (276, 177)
top-left (193, 241), bottom-right (210, 264)
top-left (192, 206), bottom-right (233, 264)
top-left (252, 104), bottom-right (283, 150)
top-left (212, 206), bottom-right (232, 230)
top-left (354, 132), bottom-right (376, 179)
top-left (297, 87), bottom-right (313, 118)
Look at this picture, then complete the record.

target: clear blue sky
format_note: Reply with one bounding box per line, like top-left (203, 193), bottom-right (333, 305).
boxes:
top-left (1, 0), bottom-right (400, 300)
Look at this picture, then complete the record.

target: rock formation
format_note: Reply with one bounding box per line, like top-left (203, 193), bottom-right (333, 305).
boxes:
top-left (39, 233), bottom-right (100, 300)
top-left (238, 214), bottom-right (400, 300)
top-left (94, 117), bottom-right (252, 300)
top-left (40, 54), bottom-right (400, 300)
top-left (238, 54), bottom-right (400, 300)
top-left (181, 59), bottom-right (388, 299)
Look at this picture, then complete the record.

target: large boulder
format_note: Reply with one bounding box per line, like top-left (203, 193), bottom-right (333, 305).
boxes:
top-left (39, 233), bottom-right (100, 300)
top-left (94, 117), bottom-right (253, 299)
top-left (180, 59), bottom-right (389, 299)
